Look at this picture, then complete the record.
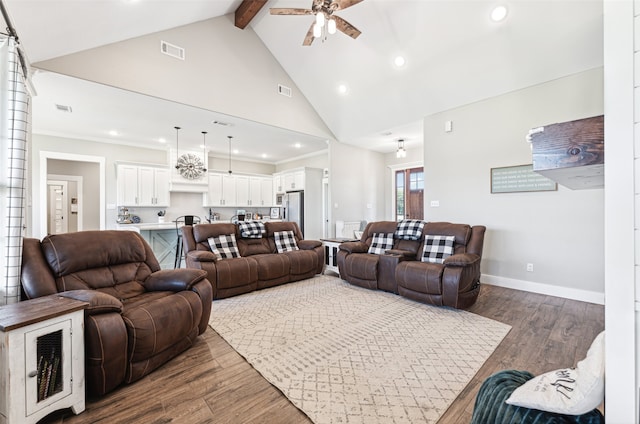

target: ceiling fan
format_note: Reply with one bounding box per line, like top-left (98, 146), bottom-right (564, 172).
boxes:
top-left (270, 0), bottom-right (364, 46)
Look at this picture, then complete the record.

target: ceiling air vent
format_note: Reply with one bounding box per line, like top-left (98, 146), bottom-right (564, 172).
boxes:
top-left (55, 104), bottom-right (72, 113)
top-left (213, 120), bottom-right (232, 127)
top-left (278, 84), bottom-right (292, 98)
top-left (160, 40), bottom-right (185, 60)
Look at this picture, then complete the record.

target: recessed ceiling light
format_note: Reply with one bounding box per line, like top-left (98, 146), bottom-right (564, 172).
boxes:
top-left (490, 5), bottom-right (508, 22)
top-left (394, 56), bottom-right (406, 68)
top-left (232, 149), bottom-right (239, 154)
top-left (199, 144), bottom-right (206, 149)
top-left (261, 153), bottom-right (268, 158)
top-left (158, 137), bottom-right (166, 144)
top-left (337, 84), bottom-right (348, 95)
top-left (109, 130), bottom-right (119, 136)
top-left (294, 143), bottom-right (301, 148)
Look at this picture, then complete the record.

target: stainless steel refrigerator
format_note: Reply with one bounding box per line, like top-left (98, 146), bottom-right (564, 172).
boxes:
top-left (283, 190), bottom-right (304, 236)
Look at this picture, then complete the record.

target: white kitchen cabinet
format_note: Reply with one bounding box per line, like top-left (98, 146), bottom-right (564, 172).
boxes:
top-left (116, 164), bottom-right (170, 207)
top-left (260, 177), bottom-right (274, 206)
top-left (273, 174), bottom-right (283, 194)
top-left (220, 175), bottom-right (272, 207)
top-left (117, 164), bottom-right (139, 206)
top-left (282, 170), bottom-right (305, 191)
top-left (235, 175), bottom-right (250, 207)
top-left (204, 172), bottom-right (236, 206)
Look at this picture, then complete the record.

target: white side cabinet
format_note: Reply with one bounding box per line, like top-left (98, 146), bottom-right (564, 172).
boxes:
top-left (0, 296), bottom-right (87, 424)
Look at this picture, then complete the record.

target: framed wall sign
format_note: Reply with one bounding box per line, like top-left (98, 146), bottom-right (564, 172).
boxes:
top-left (270, 207), bottom-right (280, 219)
top-left (491, 164), bottom-right (557, 193)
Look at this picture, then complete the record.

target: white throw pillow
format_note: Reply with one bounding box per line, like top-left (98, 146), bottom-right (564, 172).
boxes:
top-left (274, 230), bottom-right (299, 253)
top-left (208, 234), bottom-right (241, 259)
top-left (506, 331), bottom-right (604, 415)
top-left (421, 235), bottom-right (455, 264)
top-left (367, 233), bottom-right (394, 255)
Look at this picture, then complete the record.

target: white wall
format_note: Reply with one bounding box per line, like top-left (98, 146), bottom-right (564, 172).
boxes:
top-left (276, 151), bottom-right (329, 172)
top-left (35, 14), bottom-right (335, 142)
top-left (423, 67), bottom-right (604, 302)
top-left (329, 141), bottom-right (385, 236)
top-left (604, 1), bottom-right (637, 420)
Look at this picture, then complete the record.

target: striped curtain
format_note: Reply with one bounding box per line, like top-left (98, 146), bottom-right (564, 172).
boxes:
top-left (0, 36), bottom-right (30, 305)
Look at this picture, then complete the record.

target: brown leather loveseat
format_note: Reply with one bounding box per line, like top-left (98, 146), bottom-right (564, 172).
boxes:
top-left (20, 230), bottom-right (212, 397)
top-left (338, 220), bottom-right (485, 309)
top-left (181, 221), bottom-right (324, 299)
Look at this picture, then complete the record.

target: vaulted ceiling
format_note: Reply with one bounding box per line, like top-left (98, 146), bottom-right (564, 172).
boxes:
top-left (2, 0), bottom-right (603, 162)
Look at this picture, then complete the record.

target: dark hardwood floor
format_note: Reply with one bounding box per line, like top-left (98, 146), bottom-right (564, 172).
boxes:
top-left (43, 283), bottom-right (604, 424)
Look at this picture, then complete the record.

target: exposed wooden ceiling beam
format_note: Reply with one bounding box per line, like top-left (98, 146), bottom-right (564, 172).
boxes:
top-left (235, 0), bottom-right (268, 29)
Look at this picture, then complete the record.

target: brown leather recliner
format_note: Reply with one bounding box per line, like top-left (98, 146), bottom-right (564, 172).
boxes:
top-left (181, 221), bottom-right (324, 300)
top-left (395, 222), bottom-right (486, 309)
top-left (20, 230), bottom-right (213, 397)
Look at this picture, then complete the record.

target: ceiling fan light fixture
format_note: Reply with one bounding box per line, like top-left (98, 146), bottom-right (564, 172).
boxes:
top-left (316, 11), bottom-right (325, 27)
top-left (328, 18), bottom-right (337, 35)
top-left (313, 22), bottom-right (322, 38)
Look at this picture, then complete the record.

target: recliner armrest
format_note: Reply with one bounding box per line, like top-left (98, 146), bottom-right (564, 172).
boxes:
top-left (59, 290), bottom-right (122, 315)
top-left (145, 269), bottom-right (208, 292)
top-left (339, 241), bottom-right (368, 253)
top-left (187, 250), bottom-right (218, 262)
top-left (298, 239), bottom-right (322, 249)
top-left (443, 253), bottom-right (480, 267)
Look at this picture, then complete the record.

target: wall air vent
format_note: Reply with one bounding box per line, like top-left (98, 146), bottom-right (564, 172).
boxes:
top-left (278, 84), bottom-right (292, 98)
top-left (55, 104), bottom-right (72, 113)
top-left (160, 40), bottom-right (185, 60)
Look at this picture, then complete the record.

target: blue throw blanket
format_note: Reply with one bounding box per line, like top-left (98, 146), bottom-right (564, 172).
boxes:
top-left (471, 370), bottom-right (604, 424)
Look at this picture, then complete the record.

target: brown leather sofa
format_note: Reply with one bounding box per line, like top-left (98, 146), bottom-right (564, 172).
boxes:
top-left (337, 221), bottom-right (485, 309)
top-left (181, 221), bottom-right (324, 300)
top-left (20, 230), bottom-right (212, 397)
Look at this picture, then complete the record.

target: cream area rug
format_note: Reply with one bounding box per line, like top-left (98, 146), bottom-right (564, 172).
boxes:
top-left (208, 275), bottom-right (511, 424)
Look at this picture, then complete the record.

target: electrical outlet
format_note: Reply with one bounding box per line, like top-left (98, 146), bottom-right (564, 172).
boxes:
top-left (526, 263), bottom-right (534, 272)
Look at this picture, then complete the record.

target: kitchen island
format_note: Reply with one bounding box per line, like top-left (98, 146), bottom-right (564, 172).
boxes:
top-left (117, 222), bottom-right (179, 269)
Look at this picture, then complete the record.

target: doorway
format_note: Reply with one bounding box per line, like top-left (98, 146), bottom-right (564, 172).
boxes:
top-left (395, 167), bottom-right (424, 220)
top-left (38, 151), bottom-right (105, 239)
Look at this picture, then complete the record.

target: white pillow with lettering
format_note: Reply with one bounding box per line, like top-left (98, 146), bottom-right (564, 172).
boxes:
top-left (506, 331), bottom-right (604, 415)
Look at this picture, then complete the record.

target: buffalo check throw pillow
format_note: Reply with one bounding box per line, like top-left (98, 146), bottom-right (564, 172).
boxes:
top-left (208, 234), bottom-right (241, 259)
top-left (238, 221), bottom-right (266, 239)
top-left (368, 233), bottom-right (394, 255)
top-left (421, 234), bottom-right (455, 263)
top-left (274, 230), bottom-right (299, 253)
top-left (394, 219), bottom-right (425, 241)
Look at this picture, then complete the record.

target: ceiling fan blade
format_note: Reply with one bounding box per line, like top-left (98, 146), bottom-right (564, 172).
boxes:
top-left (303, 22), bottom-right (315, 46)
top-left (332, 0), bottom-right (364, 11)
top-left (334, 15), bottom-right (361, 39)
top-left (270, 8), bottom-right (313, 15)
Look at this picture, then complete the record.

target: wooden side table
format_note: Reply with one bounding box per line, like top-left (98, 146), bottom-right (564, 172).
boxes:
top-left (321, 238), bottom-right (358, 276)
top-left (0, 295), bottom-right (87, 424)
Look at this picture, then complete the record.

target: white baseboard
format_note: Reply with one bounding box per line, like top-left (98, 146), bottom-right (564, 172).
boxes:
top-left (481, 274), bottom-right (604, 305)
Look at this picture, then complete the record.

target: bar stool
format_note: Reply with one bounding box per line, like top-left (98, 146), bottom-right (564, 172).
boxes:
top-left (174, 215), bottom-right (201, 268)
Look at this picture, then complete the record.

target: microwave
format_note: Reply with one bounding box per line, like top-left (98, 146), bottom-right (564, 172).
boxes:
top-left (275, 193), bottom-right (284, 206)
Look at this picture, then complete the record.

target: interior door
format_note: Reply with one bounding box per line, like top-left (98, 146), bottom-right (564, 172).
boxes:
top-left (47, 181), bottom-right (68, 235)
